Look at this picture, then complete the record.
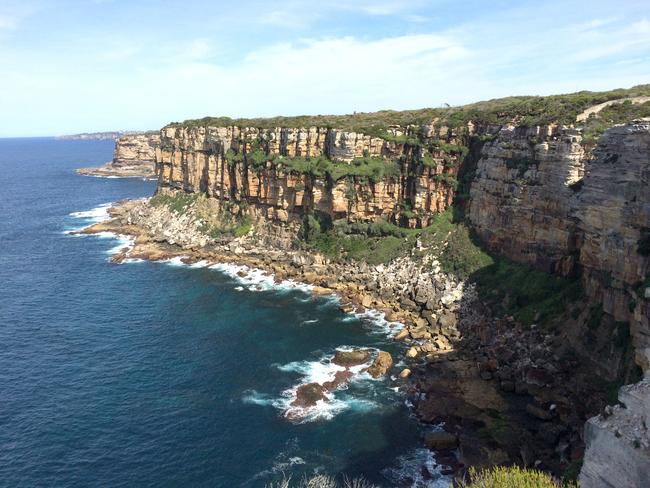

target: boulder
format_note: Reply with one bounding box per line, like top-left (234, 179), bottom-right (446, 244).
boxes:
top-left (406, 347), bottom-right (419, 358)
top-left (332, 349), bottom-right (371, 367)
top-left (367, 351), bottom-right (393, 378)
top-left (438, 311), bottom-right (458, 330)
top-left (393, 329), bottom-right (410, 341)
top-left (399, 368), bottom-right (412, 378)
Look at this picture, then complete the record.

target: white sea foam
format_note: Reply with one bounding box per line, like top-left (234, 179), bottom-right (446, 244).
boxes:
top-left (209, 262), bottom-right (314, 294)
top-left (258, 347), bottom-right (382, 423)
top-left (122, 258), bottom-right (145, 264)
top-left (106, 235), bottom-right (135, 255)
top-left (69, 202), bottom-right (112, 222)
top-left (382, 448), bottom-right (450, 488)
top-left (162, 256), bottom-right (188, 267)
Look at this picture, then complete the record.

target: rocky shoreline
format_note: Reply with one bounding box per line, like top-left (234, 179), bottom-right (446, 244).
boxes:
top-left (73, 196), bottom-right (606, 481)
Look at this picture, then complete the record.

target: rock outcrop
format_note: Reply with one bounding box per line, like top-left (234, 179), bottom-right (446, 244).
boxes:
top-left (78, 133), bottom-right (160, 177)
top-left (580, 376), bottom-right (650, 488)
top-left (468, 120), bottom-right (649, 361)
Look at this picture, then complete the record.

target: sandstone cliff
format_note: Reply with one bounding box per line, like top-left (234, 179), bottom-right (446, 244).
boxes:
top-left (155, 125), bottom-right (459, 228)
top-left (467, 120), bottom-right (649, 370)
top-left (465, 119), bottom-right (649, 487)
top-left (78, 133), bottom-right (160, 177)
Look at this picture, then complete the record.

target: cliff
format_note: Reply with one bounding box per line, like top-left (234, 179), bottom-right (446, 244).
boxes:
top-left (156, 125), bottom-right (460, 227)
top-left (465, 119), bottom-right (649, 487)
top-left (77, 133), bottom-right (160, 177)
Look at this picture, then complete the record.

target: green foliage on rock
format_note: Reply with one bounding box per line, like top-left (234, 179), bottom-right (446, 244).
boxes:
top-left (417, 209), bottom-right (493, 278)
top-left (457, 466), bottom-right (575, 488)
top-left (247, 149), bottom-right (268, 172)
top-left (472, 257), bottom-right (583, 327)
top-left (224, 149), bottom-right (401, 184)
top-left (150, 192), bottom-right (199, 214)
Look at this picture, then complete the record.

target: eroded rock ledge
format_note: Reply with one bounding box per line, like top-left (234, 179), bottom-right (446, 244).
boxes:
top-left (77, 133), bottom-right (160, 178)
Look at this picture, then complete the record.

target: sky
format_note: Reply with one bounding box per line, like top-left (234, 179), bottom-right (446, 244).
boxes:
top-left (0, 0), bottom-right (649, 136)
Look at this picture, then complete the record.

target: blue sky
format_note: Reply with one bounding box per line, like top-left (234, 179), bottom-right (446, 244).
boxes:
top-left (0, 0), bottom-right (649, 136)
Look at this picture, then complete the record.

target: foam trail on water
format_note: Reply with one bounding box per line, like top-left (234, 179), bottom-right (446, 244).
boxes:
top-left (249, 347), bottom-right (383, 423)
top-left (382, 448), bottom-right (451, 488)
top-left (69, 202), bottom-right (112, 222)
top-left (209, 262), bottom-right (314, 294)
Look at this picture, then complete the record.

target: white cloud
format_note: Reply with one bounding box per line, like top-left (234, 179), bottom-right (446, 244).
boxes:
top-left (185, 38), bottom-right (211, 60)
top-left (0, 14), bottom-right (15, 30)
top-left (626, 18), bottom-right (650, 34)
top-left (260, 9), bottom-right (321, 28)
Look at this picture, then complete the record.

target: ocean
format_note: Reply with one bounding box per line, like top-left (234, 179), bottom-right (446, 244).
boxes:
top-left (0, 138), bottom-right (448, 487)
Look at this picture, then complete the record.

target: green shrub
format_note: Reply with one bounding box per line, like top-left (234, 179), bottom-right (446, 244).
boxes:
top-left (150, 192), bottom-right (198, 214)
top-left (457, 466), bottom-right (575, 488)
top-left (234, 215), bottom-right (252, 237)
top-left (168, 84), bottom-right (650, 133)
top-left (472, 257), bottom-right (583, 327)
top-left (587, 304), bottom-right (604, 330)
top-left (247, 149), bottom-right (268, 172)
top-left (432, 173), bottom-right (459, 189)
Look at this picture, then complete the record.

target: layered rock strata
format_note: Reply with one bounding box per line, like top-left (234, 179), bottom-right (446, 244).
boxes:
top-left (155, 125), bottom-right (460, 227)
top-left (465, 120), bottom-right (649, 486)
top-left (78, 133), bottom-right (160, 177)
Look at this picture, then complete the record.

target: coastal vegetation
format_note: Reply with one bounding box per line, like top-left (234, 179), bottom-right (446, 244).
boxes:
top-left (581, 100), bottom-right (650, 143)
top-left (167, 84), bottom-right (650, 134)
top-left (299, 206), bottom-right (582, 327)
top-left (151, 192), bottom-right (252, 237)
top-left (457, 466), bottom-right (576, 488)
top-left (225, 149), bottom-right (403, 184)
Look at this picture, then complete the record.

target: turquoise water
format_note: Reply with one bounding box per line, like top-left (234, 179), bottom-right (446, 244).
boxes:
top-left (0, 138), bottom-right (447, 487)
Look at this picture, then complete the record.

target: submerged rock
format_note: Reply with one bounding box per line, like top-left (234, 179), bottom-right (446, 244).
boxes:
top-left (291, 383), bottom-right (328, 408)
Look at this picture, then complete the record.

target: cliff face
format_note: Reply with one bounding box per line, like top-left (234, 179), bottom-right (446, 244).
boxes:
top-left (78, 133), bottom-right (160, 177)
top-left (155, 126), bottom-right (459, 227)
top-left (467, 125), bottom-right (584, 275)
top-left (110, 133), bottom-right (160, 175)
top-left (467, 120), bottom-right (649, 370)
top-left (577, 120), bottom-right (650, 368)
top-left (465, 120), bottom-right (649, 488)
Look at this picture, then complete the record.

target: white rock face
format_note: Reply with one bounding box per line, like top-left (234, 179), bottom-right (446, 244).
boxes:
top-left (580, 376), bottom-right (650, 488)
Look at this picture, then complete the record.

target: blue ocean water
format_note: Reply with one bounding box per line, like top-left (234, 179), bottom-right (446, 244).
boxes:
top-left (0, 138), bottom-right (444, 487)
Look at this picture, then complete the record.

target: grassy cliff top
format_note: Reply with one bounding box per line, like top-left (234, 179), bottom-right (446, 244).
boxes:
top-left (166, 84), bottom-right (650, 133)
